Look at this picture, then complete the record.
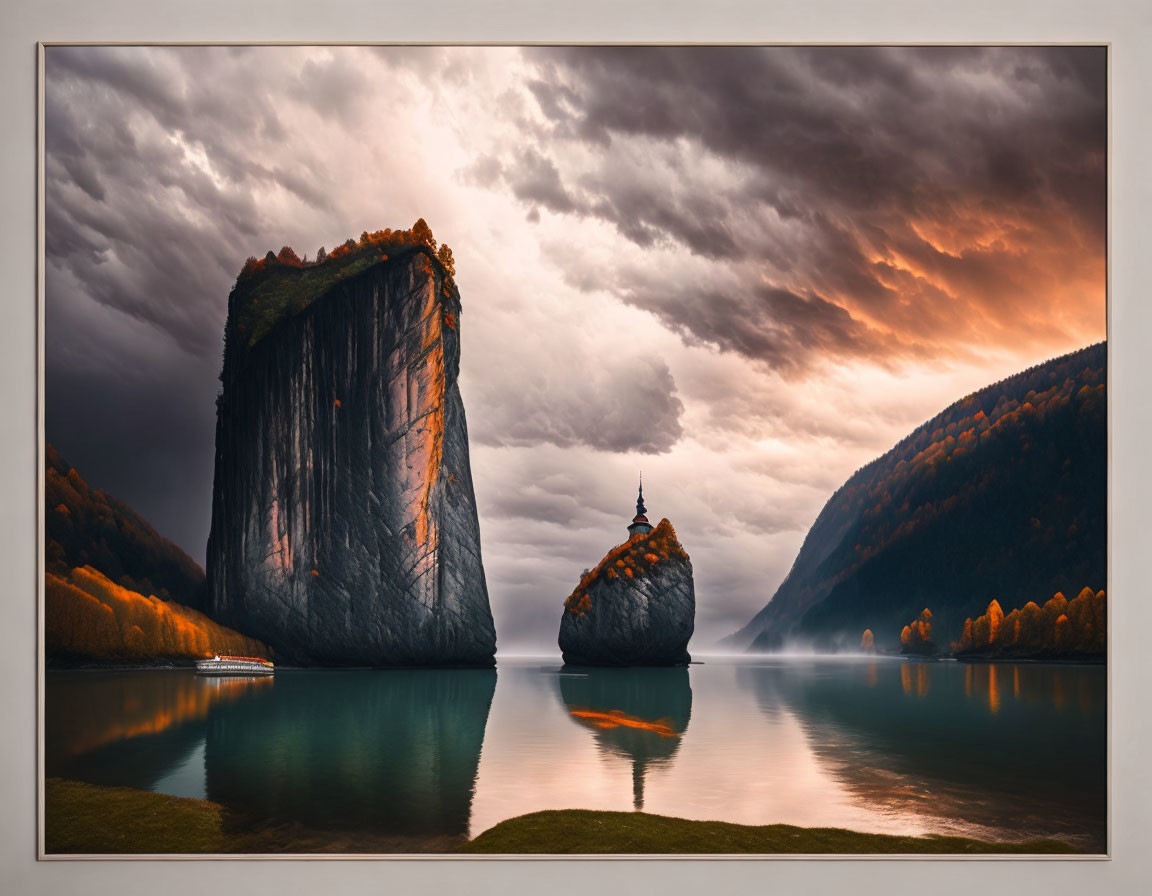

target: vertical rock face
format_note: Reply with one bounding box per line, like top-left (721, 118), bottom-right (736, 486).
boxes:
top-left (559, 519), bottom-right (695, 666)
top-left (205, 243), bottom-right (496, 666)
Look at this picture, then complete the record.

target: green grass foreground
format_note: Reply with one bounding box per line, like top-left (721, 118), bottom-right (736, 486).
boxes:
top-left (45, 781), bottom-right (1078, 855)
top-left (45, 778), bottom-right (227, 854)
top-left (460, 809), bottom-right (1079, 855)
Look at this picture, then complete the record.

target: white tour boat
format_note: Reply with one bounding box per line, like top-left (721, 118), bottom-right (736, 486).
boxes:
top-left (195, 655), bottom-right (275, 676)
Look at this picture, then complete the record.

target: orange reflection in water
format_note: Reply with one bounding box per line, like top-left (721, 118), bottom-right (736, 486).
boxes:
top-left (899, 663), bottom-right (931, 698)
top-left (964, 665), bottom-right (1003, 715)
top-left (987, 665), bottom-right (1001, 715)
top-left (66, 674), bottom-right (272, 756)
top-left (568, 708), bottom-right (681, 738)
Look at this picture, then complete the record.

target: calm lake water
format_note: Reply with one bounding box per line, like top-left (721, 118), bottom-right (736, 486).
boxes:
top-left (44, 657), bottom-right (1106, 853)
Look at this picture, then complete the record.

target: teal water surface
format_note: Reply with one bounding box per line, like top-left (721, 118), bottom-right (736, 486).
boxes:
top-left (44, 657), bottom-right (1106, 852)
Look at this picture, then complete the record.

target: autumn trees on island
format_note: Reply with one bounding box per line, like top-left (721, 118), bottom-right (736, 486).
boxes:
top-left (953, 588), bottom-right (1105, 658)
top-left (880, 588), bottom-right (1106, 660)
top-left (900, 608), bottom-right (936, 656)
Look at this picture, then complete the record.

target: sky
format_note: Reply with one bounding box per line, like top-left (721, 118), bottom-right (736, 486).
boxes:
top-left (43, 45), bottom-right (1106, 652)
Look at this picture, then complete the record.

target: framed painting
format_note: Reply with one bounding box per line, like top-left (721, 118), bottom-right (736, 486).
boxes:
top-left (3, 0), bottom-right (1151, 894)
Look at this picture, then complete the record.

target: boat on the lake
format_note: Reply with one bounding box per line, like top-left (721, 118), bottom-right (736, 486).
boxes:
top-left (195, 655), bottom-right (275, 676)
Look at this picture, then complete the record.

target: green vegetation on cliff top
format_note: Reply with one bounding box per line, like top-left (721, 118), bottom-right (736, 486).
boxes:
top-left (227, 219), bottom-right (457, 349)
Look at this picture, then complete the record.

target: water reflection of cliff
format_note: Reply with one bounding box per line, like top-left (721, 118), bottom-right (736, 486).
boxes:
top-left (556, 668), bottom-right (692, 810)
top-left (205, 670), bottom-right (496, 847)
top-left (735, 660), bottom-right (1106, 851)
top-left (45, 671), bottom-right (269, 792)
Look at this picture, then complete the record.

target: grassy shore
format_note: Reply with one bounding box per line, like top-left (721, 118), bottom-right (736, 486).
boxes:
top-left (460, 809), bottom-right (1079, 855)
top-left (45, 779), bottom-right (228, 854)
top-left (44, 781), bottom-right (1078, 855)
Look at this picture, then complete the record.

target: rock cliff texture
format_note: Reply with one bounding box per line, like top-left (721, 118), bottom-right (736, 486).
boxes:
top-left (559, 519), bottom-right (694, 666)
top-left (205, 231), bottom-right (495, 666)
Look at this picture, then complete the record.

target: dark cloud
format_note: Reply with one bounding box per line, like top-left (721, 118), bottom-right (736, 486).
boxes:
top-left (498, 46), bottom-right (1106, 369)
top-left (297, 55), bottom-right (368, 125)
top-left (507, 148), bottom-right (580, 213)
top-left (42, 46), bottom-right (394, 566)
top-left (459, 153), bottom-right (504, 188)
top-left (628, 283), bottom-right (891, 373)
top-left (44, 270), bottom-right (220, 561)
top-left (545, 248), bottom-right (901, 376)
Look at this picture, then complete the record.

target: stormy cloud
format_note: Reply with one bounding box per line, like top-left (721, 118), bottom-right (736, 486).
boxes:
top-left (492, 46), bottom-right (1106, 368)
top-left (43, 46), bottom-right (1106, 649)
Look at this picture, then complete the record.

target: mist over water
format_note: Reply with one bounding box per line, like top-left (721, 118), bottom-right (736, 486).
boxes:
top-left (45, 657), bottom-right (1105, 853)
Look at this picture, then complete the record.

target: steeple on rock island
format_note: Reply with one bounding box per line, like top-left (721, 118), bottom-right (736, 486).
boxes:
top-left (559, 483), bottom-right (695, 666)
top-left (205, 225), bottom-right (496, 666)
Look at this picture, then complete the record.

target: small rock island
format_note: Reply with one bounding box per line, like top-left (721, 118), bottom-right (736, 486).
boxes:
top-left (559, 480), bottom-right (695, 666)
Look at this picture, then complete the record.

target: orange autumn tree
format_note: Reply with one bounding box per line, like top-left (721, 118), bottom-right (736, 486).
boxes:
top-left (899, 608), bottom-right (936, 655)
top-left (46, 566), bottom-right (269, 663)
top-left (861, 629), bottom-right (875, 651)
top-left (436, 243), bottom-right (456, 276)
top-left (563, 519), bottom-right (688, 617)
top-left (953, 588), bottom-right (1105, 657)
top-left (230, 219), bottom-right (460, 351)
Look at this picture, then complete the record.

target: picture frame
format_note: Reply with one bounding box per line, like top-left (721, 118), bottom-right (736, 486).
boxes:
top-left (5, 0), bottom-right (1151, 893)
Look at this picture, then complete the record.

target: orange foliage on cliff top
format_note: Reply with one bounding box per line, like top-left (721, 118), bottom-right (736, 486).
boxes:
top-left (247, 220), bottom-right (444, 274)
top-left (232, 220), bottom-right (459, 349)
top-left (46, 566), bottom-right (269, 662)
top-left (954, 588), bottom-right (1105, 656)
top-left (563, 519), bottom-right (688, 616)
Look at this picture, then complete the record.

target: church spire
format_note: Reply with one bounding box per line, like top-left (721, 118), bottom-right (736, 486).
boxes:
top-left (627, 473), bottom-right (653, 539)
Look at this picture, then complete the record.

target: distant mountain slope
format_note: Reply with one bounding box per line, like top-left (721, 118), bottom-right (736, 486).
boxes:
top-left (727, 343), bottom-right (1106, 651)
top-left (45, 443), bottom-right (205, 610)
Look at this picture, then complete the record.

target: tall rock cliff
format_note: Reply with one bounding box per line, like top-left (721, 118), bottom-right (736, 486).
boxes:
top-left (205, 227), bottom-right (496, 666)
top-left (559, 519), bottom-right (695, 666)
